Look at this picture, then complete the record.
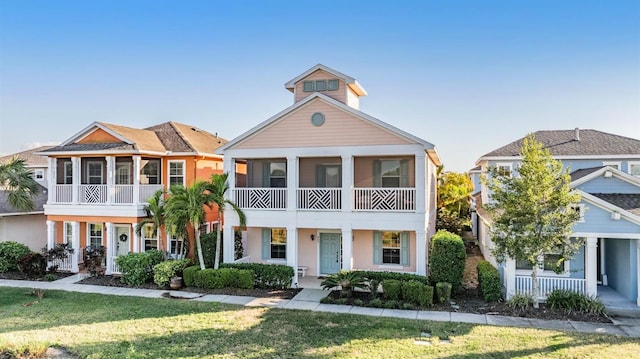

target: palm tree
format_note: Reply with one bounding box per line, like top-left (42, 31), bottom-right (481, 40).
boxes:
top-left (164, 181), bottom-right (213, 270)
top-left (0, 157), bottom-right (41, 212)
top-left (210, 173), bottom-right (246, 269)
top-left (135, 189), bottom-right (166, 253)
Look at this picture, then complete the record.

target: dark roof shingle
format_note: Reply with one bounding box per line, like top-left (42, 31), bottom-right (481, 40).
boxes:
top-left (591, 193), bottom-right (640, 217)
top-left (0, 184), bottom-right (48, 215)
top-left (570, 166), bottom-right (605, 182)
top-left (0, 146), bottom-right (53, 166)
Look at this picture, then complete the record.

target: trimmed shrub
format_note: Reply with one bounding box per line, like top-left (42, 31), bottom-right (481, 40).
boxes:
top-left (16, 252), bottom-right (47, 278)
top-left (429, 230), bottom-right (466, 292)
top-left (382, 279), bottom-right (402, 300)
top-left (192, 267), bottom-right (254, 289)
top-left (547, 289), bottom-right (606, 315)
top-left (321, 270), bottom-right (368, 297)
top-left (145, 249), bottom-right (164, 267)
top-left (183, 265), bottom-right (200, 287)
top-left (506, 294), bottom-right (533, 311)
top-left (220, 263), bottom-right (293, 289)
top-left (197, 232), bottom-right (218, 268)
top-left (231, 269), bottom-right (254, 289)
top-left (369, 298), bottom-right (384, 308)
top-left (153, 259), bottom-right (193, 287)
top-left (116, 253), bottom-right (153, 286)
top-left (194, 268), bottom-right (216, 288)
top-left (435, 282), bottom-right (452, 304)
top-left (477, 260), bottom-right (502, 302)
top-left (402, 280), bottom-right (434, 307)
top-left (357, 270), bottom-right (430, 285)
top-left (0, 241), bottom-right (32, 272)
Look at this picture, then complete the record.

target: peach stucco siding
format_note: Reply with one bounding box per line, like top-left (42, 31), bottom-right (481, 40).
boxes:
top-left (78, 128), bottom-right (121, 144)
top-left (352, 230), bottom-right (417, 273)
top-left (234, 99), bottom-right (413, 149)
top-left (297, 228), bottom-right (319, 275)
top-left (353, 156), bottom-right (415, 187)
top-left (294, 70), bottom-right (347, 104)
top-left (298, 157), bottom-right (341, 187)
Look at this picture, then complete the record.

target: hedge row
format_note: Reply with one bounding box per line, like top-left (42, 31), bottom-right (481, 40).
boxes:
top-left (356, 270), bottom-right (431, 285)
top-left (220, 263), bottom-right (293, 289)
top-left (382, 279), bottom-right (434, 307)
top-left (429, 230), bottom-right (466, 292)
top-left (477, 260), bottom-right (502, 302)
top-left (183, 265), bottom-right (253, 289)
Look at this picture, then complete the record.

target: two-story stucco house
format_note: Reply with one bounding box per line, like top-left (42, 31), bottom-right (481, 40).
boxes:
top-left (472, 129), bottom-right (640, 308)
top-left (217, 64), bottom-right (441, 286)
top-left (39, 121), bottom-right (228, 274)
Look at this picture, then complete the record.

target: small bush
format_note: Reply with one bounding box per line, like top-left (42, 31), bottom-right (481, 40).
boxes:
top-left (16, 252), bottom-right (47, 278)
top-left (477, 260), bottom-right (502, 302)
top-left (220, 263), bottom-right (293, 289)
top-left (153, 259), bottom-right (192, 287)
top-left (43, 273), bottom-right (58, 282)
top-left (435, 282), bottom-right (452, 304)
top-left (321, 271), bottom-right (367, 297)
top-left (402, 302), bottom-right (415, 310)
top-left (429, 230), bottom-right (466, 292)
top-left (44, 243), bottom-right (74, 273)
top-left (182, 265), bottom-right (200, 287)
top-left (547, 289), bottom-right (606, 315)
top-left (0, 241), bottom-right (32, 272)
top-left (506, 294), bottom-right (534, 312)
top-left (367, 279), bottom-right (381, 298)
top-left (382, 279), bottom-right (402, 300)
top-left (353, 299), bottom-right (365, 307)
top-left (197, 232), bottom-right (218, 268)
top-left (369, 298), bottom-right (384, 308)
top-left (320, 296), bottom-right (335, 304)
top-left (85, 246), bottom-right (105, 277)
top-left (357, 270), bottom-right (430, 285)
top-left (192, 268), bottom-right (254, 289)
top-left (402, 280), bottom-right (426, 306)
top-left (384, 300), bottom-right (400, 309)
top-left (145, 249), bottom-right (164, 266)
top-left (336, 298), bottom-right (349, 305)
top-left (116, 253), bottom-right (153, 286)
top-left (194, 268), bottom-right (216, 288)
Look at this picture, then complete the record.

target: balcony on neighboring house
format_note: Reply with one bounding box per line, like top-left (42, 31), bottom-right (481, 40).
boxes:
top-left (231, 156), bottom-right (418, 212)
top-left (48, 156), bottom-right (164, 205)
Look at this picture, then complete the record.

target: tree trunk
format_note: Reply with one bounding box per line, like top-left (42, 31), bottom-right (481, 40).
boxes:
top-left (194, 225), bottom-right (206, 270)
top-left (532, 262), bottom-right (540, 309)
top-left (213, 209), bottom-right (222, 269)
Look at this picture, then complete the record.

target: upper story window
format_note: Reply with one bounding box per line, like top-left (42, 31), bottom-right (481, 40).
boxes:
top-left (168, 160), bottom-right (185, 186)
top-left (628, 162), bottom-right (640, 177)
top-left (374, 159), bottom-right (409, 188)
top-left (602, 161), bottom-right (621, 171)
top-left (317, 164), bottom-right (341, 187)
top-left (302, 79), bottom-right (339, 92)
top-left (141, 159), bottom-right (160, 185)
top-left (64, 162), bottom-right (73, 184)
top-left (495, 163), bottom-right (513, 177)
top-left (115, 162), bottom-right (131, 185)
top-left (86, 161), bottom-right (103, 184)
top-left (33, 169), bottom-right (45, 181)
top-left (269, 162), bottom-right (286, 188)
top-left (571, 204), bottom-right (585, 222)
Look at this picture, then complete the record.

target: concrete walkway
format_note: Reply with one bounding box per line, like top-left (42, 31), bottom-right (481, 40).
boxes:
top-left (2, 277), bottom-right (640, 338)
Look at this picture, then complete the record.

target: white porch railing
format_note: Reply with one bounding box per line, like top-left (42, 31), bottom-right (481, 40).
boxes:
top-left (114, 185), bottom-right (134, 204)
top-left (139, 184), bottom-right (164, 202)
top-left (80, 184), bottom-right (108, 204)
top-left (515, 275), bottom-right (586, 299)
top-left (234, 188), bottom-right (287, 209)
top-left (297, 188), bottom-right (341, 210)
top-left (53, 184), bottom-right (73, 203)
top-left (111, 257), bottom-right (121, 274)
top-left (49, 256), bottom-right (73, 272)
top-left (353, 188), bottom-right (415, 211)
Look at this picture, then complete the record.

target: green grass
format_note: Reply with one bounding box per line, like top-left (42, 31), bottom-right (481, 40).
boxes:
top-left (0, 287), bottom-right (638, 358)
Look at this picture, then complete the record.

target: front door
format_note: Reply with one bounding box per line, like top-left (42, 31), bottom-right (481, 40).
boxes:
top-left (320, 233), bottom-right (341, 275)
top-left (115, 226), bottom-right (131, 256)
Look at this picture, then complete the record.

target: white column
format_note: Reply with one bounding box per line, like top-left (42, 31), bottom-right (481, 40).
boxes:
top-left (46, 220), bottom-right (55, 251)
top-left (600, 238), bottom-right (608, 285)
top-left (341, 155), bottom-right (353, 212)
top-left (286, 156), bottom-right (297, 211)
top-left (223, 222), bottom-right (234, 263)
top-left (106, 156), bottom-right (115, 205)
top-left (341, 227), bottom-right (353, 271)
top-left (133, 156), bottom-right (141, 204)
top-left (286, 226), bottom-right (298, 286)
top-left (636, 239), bottom-right (640, 306)
top-left (105, 222), bottom-right (114, 274)
top-left (416, 231), bottom-right (427, 276)
top-left (132, 223), bottom-right (140, 252)
top-left (71, 221), bottom-right (80, 272)
top-left (72, 157), bottom-right (80, 204)
top-left (505, 259), bottom-right (516, 300)
top-left (48, 157), bottom-right (56, 202)
top-left (585, 237), bottom-right (598, 297)
top-left (225, 158), bottom-right (236, 206)
top-left (415, 154), bottom-right (426, 214)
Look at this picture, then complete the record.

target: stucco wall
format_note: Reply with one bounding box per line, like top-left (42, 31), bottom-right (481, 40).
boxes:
top-left (0, 214), bottom-right (47, 251)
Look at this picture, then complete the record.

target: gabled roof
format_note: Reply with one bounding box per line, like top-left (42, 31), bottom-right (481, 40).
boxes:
top-left (480, 129), bottom-right (640, 159)
top-left (570, 165), bottom-right (640, 188)
top-left (216, 92), bottom-right (441, 166)
top-left (284, 64), bottom-right (368, 96)
top-left (591, 193), bottom-right (640, 217)
top-left (578, 191), bottom-right (640, 225)
top-left (39, 121), bottom-right (227, 156)
top-left (570, 166), bottom-right (605, 182)
top-left (0, 184), bottom-right (47, 216)
top-left (0, 146), bottom-right (53, 167)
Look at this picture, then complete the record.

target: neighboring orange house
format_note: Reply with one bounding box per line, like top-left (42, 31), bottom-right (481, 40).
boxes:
top-left (39, 121), bottom-right (229, 274)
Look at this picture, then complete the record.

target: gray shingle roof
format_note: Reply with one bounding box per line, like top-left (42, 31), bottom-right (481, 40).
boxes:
top-left (570, 166), bottom-right (605, 182)
top-left (0, 146), bottom-right (53, 166)
top-left (482, 129), bottom-right (640, 157)
top-left (0, 184), bottom-right (47, 215)
top-left (45, 142), bottom-right (135, 152)
top-left (591, 193), bottom-right (640, 217)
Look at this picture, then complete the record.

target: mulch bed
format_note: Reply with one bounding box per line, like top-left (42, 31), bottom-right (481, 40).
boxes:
top-left (0, 271), bottom-right (74, 281)
top-left (77, 275), bottom-right (302, 299)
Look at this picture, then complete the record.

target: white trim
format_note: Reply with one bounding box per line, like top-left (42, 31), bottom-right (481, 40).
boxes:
top-left (495, 162), bottom-right (513, 177)
top-left (573, 232), bottom-right (640, 240)
top-left (602, 161), bottom-right (621, 170)
top-left (628, 161), bottom-right (640, 177)
top-left (284, 64), bottom-right (367, 96)
top-left (478, 155), bottom-right (640, 163)
top-left (167, 160), bottom-right (186, 187)
top-left (578, 191), bottom-right (640, 225)
top-left (571, 166), bottom-right (640, 188)
top-left (60, 122), bottom-right (132, 146)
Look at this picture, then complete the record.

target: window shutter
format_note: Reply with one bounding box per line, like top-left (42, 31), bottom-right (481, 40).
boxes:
top-left (373, 160), bottom-right (382, 187)
top-left (400, 160), bottom-right (409, 187)
top-left (337, 165), bottom-right (342, 187)
top-left (400, 232), bottom-right (410, 266)
top-left (261, 228), bottom-right (270, 260)
top-left (373, 231), bottom-right (382, 265)
top-left (262, 162), bottom-right (270, 187)
top-left (247, 161), bottom-right (254, 187)
top-left (316, 165), bottom-right (326, 187)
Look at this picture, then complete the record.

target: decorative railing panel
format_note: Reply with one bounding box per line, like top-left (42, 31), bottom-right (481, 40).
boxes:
top-left (297, 188), bottom-right (341, 210)
top-left (353, 188), bottom-right (415, 211)
top-left (80, 185), bottom-right (108, 204)
top-left (234, 188), bottom-right (286, 209)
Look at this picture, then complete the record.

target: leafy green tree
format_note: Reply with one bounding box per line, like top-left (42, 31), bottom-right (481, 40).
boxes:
top-left (0, 157), bottom-right (41, 212)
top-left (209, 173), bottom-right (246, 269)
top-left (436, 171), bottom-right (473, 232)
top-left (484, 134), bottom-right (582, 308)
top-left (164, 181), bottom-right (213, 270)
top-left (135, 189), bottom-right (166, 253)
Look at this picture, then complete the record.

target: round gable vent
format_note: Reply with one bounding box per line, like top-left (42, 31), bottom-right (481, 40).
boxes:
top-left (311, 112), bottom-right (325, 126)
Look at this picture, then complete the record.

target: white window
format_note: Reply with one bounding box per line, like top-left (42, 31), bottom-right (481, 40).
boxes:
top-left (86, 161), bottom-right (103, 184)
top-left (115, 162), bottom-right (131, 185)
top-left (381, 160), bottom-right (401, 188)
top-left (168, 232), bottom-right (185, 259)
top-left (315, 80), bottom-right (326, 91)
top-left (88, 223), bottom-right (103, 248)
top-left (34, 169), bottom-right (45, 181)
top-left (301, 79), bottom-right (339, 92)
top-left (571, 204), bottom-right (585, 222)
top-left (328, 79), bottom-right (339, 91)
top-left (303, 81), bottom-right (314, 92)
top-left (495, 163), bottom-right (512, 177)
top-left (64, 162), bottom-right (73, 184)
top-left (269, 162), bottom-right (286, 188)
top-left (382, 232), bottom-right (401, 264)
top-left (168, 160), bottom-right (185, 186)
top-left (628, 162), bottom-right (640, 177)
top-left (373, 231), bottom-right (409, 266)
top-left (64, 222), bottom-right (73, 248)
top-left (602, 161), bottom-right (621, 171)
top-left (262, 228), bottom-right (286, 260)
top-left (141, 159), bottom-right (160, 184)
top-left (142, 224), bottom-right (157, 251)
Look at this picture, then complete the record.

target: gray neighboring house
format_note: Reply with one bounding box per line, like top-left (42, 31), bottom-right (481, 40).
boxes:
top-left (0, 146), bottom-right (53, 251)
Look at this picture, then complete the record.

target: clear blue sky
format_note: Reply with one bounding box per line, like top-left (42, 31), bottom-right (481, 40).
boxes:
top-left (1, 0), bottom-right (638, 172)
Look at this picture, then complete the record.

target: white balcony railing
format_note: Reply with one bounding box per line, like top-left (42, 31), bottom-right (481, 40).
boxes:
top-left (353, 188), bottom-right (415, 211)
top-left (54, 184), bottom-right (73, 203)
top-left (139, 184), bottom-right (164, 202)
top-left (80, 184), bottom-right (108, 204)
top-left (515, 275), bottom-right (586, 299)
top-left (114, 185), bottom-right (134, 204)
top-left (51, 184), bottom-right (164, 204)
top-left (234, 188), bottom-right (287, 209)
top-left (111, 257), bottom-right (121, 274)
top-left (297, 188), bottom-right (341, 210)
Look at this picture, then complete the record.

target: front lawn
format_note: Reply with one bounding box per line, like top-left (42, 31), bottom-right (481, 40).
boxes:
top-left (0, 287), bottom-right (638, 358)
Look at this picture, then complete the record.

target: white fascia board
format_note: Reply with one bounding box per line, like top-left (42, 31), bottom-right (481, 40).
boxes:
top-left (60, 122), bottom-right (132, 146)
top-left (223, 144), bottom-right (427, 159)
top-left (480, 154), bottom-right (640, 162)
top-left (571, 166), bottom-right (640, 188)
top-left (572, 232), bottom-right (640, 240)
top-left (578, 191), bottom-right (640, 225)
top-left (284, 64), bottom-right (356, 89)
top-left (36, 150), bottom-right (168, 156)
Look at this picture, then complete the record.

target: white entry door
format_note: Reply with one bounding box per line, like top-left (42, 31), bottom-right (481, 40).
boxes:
top-left (115, 226), bottom-right (131, 256)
